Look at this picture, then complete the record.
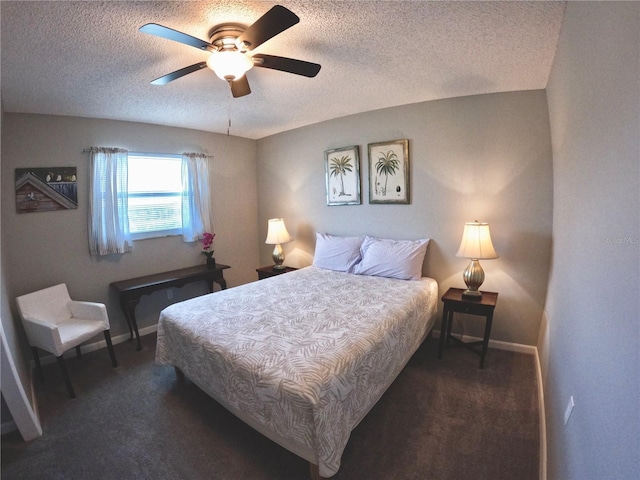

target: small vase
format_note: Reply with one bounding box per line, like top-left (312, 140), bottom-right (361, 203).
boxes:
top-left (206, 257), bottom-right (216, 269)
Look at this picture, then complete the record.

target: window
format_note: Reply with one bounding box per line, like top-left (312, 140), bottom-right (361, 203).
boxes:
top-left (127, 153), bottom-right (183, 239)
top-left (88, 148), bottom-right (210, 255)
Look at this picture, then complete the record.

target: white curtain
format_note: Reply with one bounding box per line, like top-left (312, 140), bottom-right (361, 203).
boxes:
top-left (88, 148), bottom-right (132, 255)
top-left (181, 153), bottom-right (212, 242)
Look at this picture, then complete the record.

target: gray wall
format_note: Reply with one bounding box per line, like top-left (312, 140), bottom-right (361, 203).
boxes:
top-left (257, 90), bottom-right (554, 346)
top-left (1, 114), bottom-right (259, 341)
top-left (543, 2), bottom-right (640, 478)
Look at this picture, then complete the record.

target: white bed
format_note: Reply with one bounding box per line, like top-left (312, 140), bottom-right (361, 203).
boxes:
top-left (156, 264), bottom-right (438, 478)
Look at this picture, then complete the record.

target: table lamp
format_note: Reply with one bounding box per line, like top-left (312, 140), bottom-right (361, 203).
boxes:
top-left (456, 221), bottom-right (498, 299)
top-left (265, 218), bottom-right (293, 270)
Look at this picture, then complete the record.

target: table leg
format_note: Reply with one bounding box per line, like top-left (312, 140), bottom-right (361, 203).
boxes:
top-left (207, 272), bottom-right (227, 293)
top-left (438, 306), bottom-right (449, 359)
top-left (445, 310), bottom-right (454, 341)
top-left (120, 297), bottom-right (142, 351)
top-left (127, 306), bottom-right (142, 351)
top-left (119, 297), bottom-right (134, 340)
top-left (480, 311), bottom-right (494, 368)
top-left (213, 272), bottom-right (227, 291)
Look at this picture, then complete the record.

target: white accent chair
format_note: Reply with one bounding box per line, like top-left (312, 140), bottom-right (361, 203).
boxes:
top-left (15, 283), bottom-right (118, 398)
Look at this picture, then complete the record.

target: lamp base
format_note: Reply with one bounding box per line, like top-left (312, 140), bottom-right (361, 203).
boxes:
top-left (462, 289), bottom-right (483, 300)
top-left (462, 259), bottom-right (485, 300)
top-left (272, 244), bottom-right (286, 270)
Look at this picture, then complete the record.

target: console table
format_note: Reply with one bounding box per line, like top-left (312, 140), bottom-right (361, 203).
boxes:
top-left (110, 264), bottom-right (230, 350)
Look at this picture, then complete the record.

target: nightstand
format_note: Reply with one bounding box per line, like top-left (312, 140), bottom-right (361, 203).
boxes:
top-left (256, 265), bottom-right (297, 280)
top-left (437, 287), bottom-right (498, 368)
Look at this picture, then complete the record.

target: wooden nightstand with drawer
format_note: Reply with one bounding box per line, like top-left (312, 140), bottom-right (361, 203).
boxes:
top-left (437, 287), bottom-right (498, 368)
top-left (256, 265), bottom-right (298, 280)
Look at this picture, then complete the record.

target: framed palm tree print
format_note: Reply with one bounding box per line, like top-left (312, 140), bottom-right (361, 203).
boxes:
top-left (368, 139), bottom-right (410, 204)
top-left (325, 145), bottom-right (361, 205)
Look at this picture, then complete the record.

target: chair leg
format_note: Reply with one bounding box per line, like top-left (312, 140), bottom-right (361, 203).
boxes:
top-left (104, 330), bottom-right (118, 368)
top-left (75, 345), bottom-right (82, 359)
top-left (56, 356), bottom-right (76, 399)
top-left (31, 347), bottom-right (44, 382)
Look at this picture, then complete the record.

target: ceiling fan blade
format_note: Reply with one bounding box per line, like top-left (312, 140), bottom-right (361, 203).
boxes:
top-left (150, 62), bottom-right (208, 85)
top-left (253, 54), bottom-right (321, 78)
top-left (140, 23), bottom-right (214, 51)
top-left (236, 5), bottom-right (299, 51)
top-left (230, 75), bottom-right (251, 98)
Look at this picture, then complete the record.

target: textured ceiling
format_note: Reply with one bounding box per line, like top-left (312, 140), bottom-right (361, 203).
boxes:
top-left (1, 1), bottom-right (566, 139)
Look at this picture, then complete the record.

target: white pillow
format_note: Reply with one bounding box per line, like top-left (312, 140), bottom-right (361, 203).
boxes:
top-left (312, 233), bottom-right (365, 273)
top-left (354, 236), bottom-right (430, 280)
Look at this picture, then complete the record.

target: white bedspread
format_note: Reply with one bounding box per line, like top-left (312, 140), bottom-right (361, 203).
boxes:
top-left (156, 266), bottom-right (438, 477)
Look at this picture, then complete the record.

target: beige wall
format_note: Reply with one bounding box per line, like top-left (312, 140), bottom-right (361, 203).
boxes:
top-left (544, 2), bottom-right (639, 478)
top-left (2, 90), bottom-right (557, 426)
top-left (257, 90), bottom-right (554, 346)
top-left (2, 91), bottom-right (554, 433)
top-left (1, 114), bottom-right (259, 339)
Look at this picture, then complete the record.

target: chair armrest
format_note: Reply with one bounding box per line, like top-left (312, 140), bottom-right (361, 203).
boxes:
top-left (21, 315), bottom-right (64, 356)
top-left (67, 301), bottom-right (110, 329)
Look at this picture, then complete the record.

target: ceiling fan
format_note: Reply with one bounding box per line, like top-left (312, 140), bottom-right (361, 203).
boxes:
top-left (140, 5), bottom-right (321, 98)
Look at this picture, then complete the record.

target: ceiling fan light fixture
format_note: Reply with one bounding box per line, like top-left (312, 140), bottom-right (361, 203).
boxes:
top-left (206, 50), bottom-right (253, 81)
top-left (141, 6), bottom-right (320, 96)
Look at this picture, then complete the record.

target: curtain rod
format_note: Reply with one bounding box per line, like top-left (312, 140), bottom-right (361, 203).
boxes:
top-left (83, 148), bottom-right (213, 159)
top-left (82, 147), bottom-right (126, 153)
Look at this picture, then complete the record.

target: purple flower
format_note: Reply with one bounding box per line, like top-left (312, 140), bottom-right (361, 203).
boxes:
top-left (202, 232), bottom-right (215, 258)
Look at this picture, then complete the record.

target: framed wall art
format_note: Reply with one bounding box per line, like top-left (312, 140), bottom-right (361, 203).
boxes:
top-left (15, 167), bottom-right (78, 213)
top-left (368, 139), bottom-right (409, 204)
top-left (325, 145), bottom-right (361, 206)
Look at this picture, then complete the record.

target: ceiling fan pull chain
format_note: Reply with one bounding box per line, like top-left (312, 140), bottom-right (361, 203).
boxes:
top-left (226, 94), bottom-right (232, 136)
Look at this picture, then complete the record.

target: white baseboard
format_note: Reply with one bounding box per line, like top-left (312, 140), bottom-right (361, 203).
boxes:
top-left (431, 329), bottom-right (537, 354)
top-left (534, 348), bottom-right (547, 480)
top-left (30, 324), bottom-right (159, 367)
top-left (432, 329), bottom-right (547, 480)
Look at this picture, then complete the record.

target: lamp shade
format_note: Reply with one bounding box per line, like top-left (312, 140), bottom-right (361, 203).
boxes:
top-left (206, 50), bottom-right (253, 81)
top-left (265, 218), bottom-right (293, 245)
top-left (456, 222), bottom-right (498, 260)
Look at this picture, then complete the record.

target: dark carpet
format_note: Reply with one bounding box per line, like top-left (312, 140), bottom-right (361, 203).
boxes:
top-left (1, 333), bottom-right (539, 479)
